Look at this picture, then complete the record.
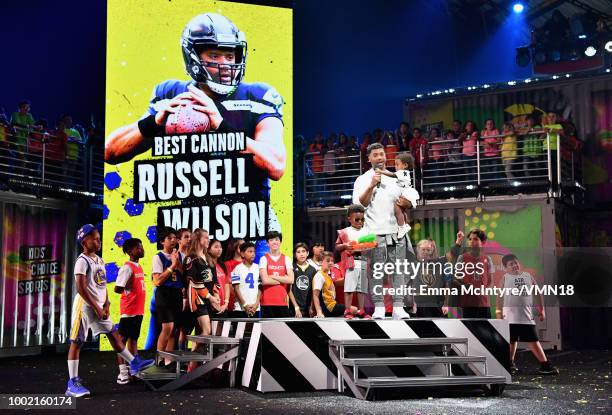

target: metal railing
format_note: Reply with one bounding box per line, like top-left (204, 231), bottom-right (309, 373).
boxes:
top-left (301, 133), bottom-right (583, 207)
top-left (0, 124), bottom-right (101, 197)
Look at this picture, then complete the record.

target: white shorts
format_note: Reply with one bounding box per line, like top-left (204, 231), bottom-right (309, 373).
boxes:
top-left (69, 294), bottom-right (114, 344)
top-left (400, 186), bottom-right (420, 208)
top-left (344, 260), bottom-right (368, 294)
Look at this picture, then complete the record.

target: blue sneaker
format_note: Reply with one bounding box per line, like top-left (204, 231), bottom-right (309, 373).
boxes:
top-left (129, 355), bottom-right (155, 376)
top-left (65, 377), bottom-right (90, 397)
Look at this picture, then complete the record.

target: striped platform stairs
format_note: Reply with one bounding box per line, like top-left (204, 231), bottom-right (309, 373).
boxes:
top-left (329, 337), bottom-right (507, 400)
top-left (136, 334), bottom-right (241, 391)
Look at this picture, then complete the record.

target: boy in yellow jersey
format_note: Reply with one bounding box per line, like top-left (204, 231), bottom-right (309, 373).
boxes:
top-left (312, 251), bottom-right (359, 318)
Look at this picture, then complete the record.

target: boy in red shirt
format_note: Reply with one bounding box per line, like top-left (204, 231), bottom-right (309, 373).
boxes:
top-left (114, 238), bottom-right (146, 384)
top-left (259, 231), bottom-right (294, 318)
top-left (455, 229), bottom-right (493, 318)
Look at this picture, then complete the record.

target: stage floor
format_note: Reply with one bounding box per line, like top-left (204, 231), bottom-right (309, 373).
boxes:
top-left (0, 349), bottom-right (608, 414)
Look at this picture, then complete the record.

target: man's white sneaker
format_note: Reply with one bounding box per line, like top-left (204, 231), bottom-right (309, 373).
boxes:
top-left (392, 307), bottom-right (411, 320)
top-left (372, 307), bottom-right (386, 320)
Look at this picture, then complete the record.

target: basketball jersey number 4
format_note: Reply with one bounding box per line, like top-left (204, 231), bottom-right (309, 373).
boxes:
top-left (245, 273), bottom-right (255, 289)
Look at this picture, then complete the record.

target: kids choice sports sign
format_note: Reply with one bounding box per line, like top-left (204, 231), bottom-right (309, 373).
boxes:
top-left (102, 0), bottom-right (293, 349)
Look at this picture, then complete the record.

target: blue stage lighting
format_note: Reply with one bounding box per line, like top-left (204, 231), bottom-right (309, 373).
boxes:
top-left (512, 3), bottom-right (524, 13)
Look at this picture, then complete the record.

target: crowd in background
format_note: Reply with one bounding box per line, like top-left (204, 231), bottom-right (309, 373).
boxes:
top-left (0, 100), bottom-right (104, 189)
top-left (300, 113), bottom-right (582, 193)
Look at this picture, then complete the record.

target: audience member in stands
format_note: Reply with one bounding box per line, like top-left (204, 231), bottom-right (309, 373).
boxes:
top-left (62, 115), bottom-right (83, 183)
top-left (323, 136), bottom-right (338, 194)
top-left (521, 114), bottom-right (545, 178)
top-left (336, 133), bottom-right (349, 175)
top-left (384, 130), bottom-right (399, 167)
top-left (28, 120), bottom-right (48, 169)
top-left (208, 239), bottom-right (230, 317)
top-left (0, 114), bottom-right (11, 182)
top-left (427, 127), bottom-right (445, 179)
top-left (360, 132), bottom-right (372, 173)
top-left (289, 243), bottom-right (316, 317)
top-left (10, 100), bottom-right (34, 156)
top-left (453, 228), bottom-right (493, 318)
top-left (444, 129), bottom-right (462, 182)
top-left (396, 121), bottom-right (411, 151)
top-left (308, 242), bottom-right (325, 270)
top-left (461, 120), bottom-right (479, 180)
top-left (312, 251), bottom-right (360, 318)
top-left (497, 253), bottom-right (559, 375)
top-left (481, 119), bottom-right (501, 183)
top-left (501, 122), bottom-right (518, 179)
top-left (308, 133), bottom-right (325, 176)
top-left (413, 239), bottom-right (450, 317)
top-left (46, 120), bottom-right (67, 170)
top-left (231, 242), bottom-right (261, 318)
top-left (335, 204), bottom-right (371, 319)
top-left (373, 128), bottom-right (384, 144)
top-left (409, 127), bottom-right (428, 184)
top-left (451, 120), bottom-right (465, 141)
top-left (347, 135), bottom-right (360, 155)
top-left (543, 111), bottom-right (564, 188)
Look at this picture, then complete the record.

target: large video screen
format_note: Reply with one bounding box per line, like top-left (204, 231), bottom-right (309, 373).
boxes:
top-left (103, 0), bottom-right (292, 348)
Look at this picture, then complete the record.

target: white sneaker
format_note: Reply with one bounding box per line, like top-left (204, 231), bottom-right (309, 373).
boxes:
top-left (397, 224), bottom-right (410, 240)
top-left (372, 307), bottom-right (386, 320)
top-left (392, 306), bottom-right (411, 320)
top-left (116, 370), bottom-right (130, 385)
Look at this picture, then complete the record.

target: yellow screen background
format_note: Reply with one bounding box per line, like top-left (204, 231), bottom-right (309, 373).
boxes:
top-left (103, 0), bottom-right (293, 350)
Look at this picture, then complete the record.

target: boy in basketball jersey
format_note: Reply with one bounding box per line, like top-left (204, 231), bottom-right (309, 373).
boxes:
top-left (289, 243), bottom-right (317, 317)
top-left (312, 252), bottom-right (360, 318)
top-left (259, 231), bottom-right (294, 318)
top-left (497, 254), bottom-right (558, 375)
top-left (231, 242), bottom-right (261, 318)
top-left (66, 225), bottom-right (153, 397)
top-left (114, 238), bottom-right (146, 385)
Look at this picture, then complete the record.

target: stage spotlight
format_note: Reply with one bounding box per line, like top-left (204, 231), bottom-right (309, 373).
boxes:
top-left (605, 41), bottom-right (612, 53)
top-left (516, 47), bottom-right (531, 67)
top-left (512, 3), bottom-right (524, 13)
top-left (584, 46), bottom-right (597, 57)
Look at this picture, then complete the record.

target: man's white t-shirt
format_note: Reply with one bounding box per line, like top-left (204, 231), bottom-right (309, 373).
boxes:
top-left (74, 253), bottom-right (107, 308)
top-left (231, 262), bottom-right (261, 311)
top-left (502, 272), bottom-right (537, 324)
top-left (353, 168), bottom-right (402, 235)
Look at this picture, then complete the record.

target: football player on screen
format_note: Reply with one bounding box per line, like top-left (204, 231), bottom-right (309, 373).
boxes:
top-left (104, 12), bottom-right (286, 183)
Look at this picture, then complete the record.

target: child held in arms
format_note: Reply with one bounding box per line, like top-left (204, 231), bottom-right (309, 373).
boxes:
top-left (378, 152), bottom-right (420, 239)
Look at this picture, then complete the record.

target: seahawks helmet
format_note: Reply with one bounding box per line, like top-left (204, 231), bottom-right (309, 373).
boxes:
top-left (181, 13), bottom-right (247, 95)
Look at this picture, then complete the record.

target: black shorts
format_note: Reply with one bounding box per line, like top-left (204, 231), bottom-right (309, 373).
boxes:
top-left (261, 305), bottom-right (292, 318)
top-left (416, 307), bottom-right (444, 318)
top-left (179, 309), bottom-right (196, 335)
top-left (324, 303), bottom-right (345, 317)
top-left (155, 286), bottom-right (183, 324)
top-left (510, 324), bottom-right (538, 342)
top-left (462, 307), bottom-right (491, 319)
top-left (118, 315), bottom-right (143, 340)
top-left (194, 304), bottom-right (209, 318)
top-left (229, 310), bottom-right (261, 319)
